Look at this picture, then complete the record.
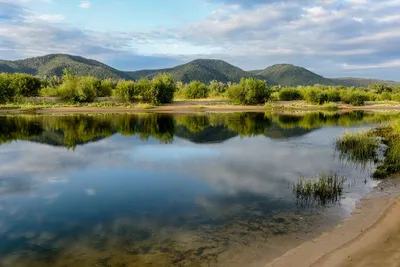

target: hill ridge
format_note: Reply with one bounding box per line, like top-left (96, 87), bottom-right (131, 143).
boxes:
top-left (1, 53), bottom-right (399, 86)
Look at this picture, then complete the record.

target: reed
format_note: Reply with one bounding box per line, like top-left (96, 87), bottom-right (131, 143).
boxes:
top-left (294, 172), bottom-right (345, 205)
top-left (335, 131), bottom-right (379, 168)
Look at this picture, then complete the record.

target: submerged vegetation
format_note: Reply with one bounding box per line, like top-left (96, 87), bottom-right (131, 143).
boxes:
top-left (294, 172), bottom-right (345, 205)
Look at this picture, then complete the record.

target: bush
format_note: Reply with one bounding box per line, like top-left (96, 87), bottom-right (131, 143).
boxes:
top-left (147, 73), bottom-right (175, 104)
top-left (114, 80), bottom-right (135, 102)
top-left (392, 93), bottom-right (400, 102)
top-left (302, 88), bottom-right (328, 105)
top-left (183, 81), bottom-right (209, 99)
top-left (326, 89), bottom-right (341, 102)
top-left (378, 92), bottom-right (392, 101)
top-left (209, 80), bottom-right (227, 96)
top-left (0, 74), bottom-right (15, 103)
top-left (75, 77), bottom-right (98, 102)
top-left (227, 78), bottom-right (271, 105)
top-left (98, 78), bottom-right (114, 97)
top-left (278, 88), bottom-right (302, 101)
top-left (9, 73), bottom-right (41, 97)
top-left (348, 91), bottom-right (367, 106)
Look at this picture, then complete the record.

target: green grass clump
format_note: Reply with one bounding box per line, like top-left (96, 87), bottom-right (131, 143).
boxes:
top-left (294, 172), bottom-right (345, 205)
top-left (335, 131), bottom-right (379, 168)
top-left (373, 120), bottom-right (400, 178)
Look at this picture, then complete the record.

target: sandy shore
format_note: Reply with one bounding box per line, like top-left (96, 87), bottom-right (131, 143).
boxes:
top-left (265, 175), bottom-right (400, 267)
top-left (1, 100), bottom-right (400, 114)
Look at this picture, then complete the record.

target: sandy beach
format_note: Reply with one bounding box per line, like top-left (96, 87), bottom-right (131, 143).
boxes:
top-left (265, 176), bottom-right (400, 267)
top-left (1, 100), bottom-right (400, 115)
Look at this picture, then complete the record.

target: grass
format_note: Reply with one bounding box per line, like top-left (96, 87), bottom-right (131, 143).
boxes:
top-left (293, 172), bottom-right (345, 205)
top-left (335, 131), bottom-right (380, 168)
top-left (372, 120), bottom-right (400, 178)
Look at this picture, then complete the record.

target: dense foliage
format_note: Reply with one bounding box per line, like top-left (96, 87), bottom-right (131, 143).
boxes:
top-left (0, 73), bottom-right (41, 103)
top-left (227, 78), bottom-right (271, 105)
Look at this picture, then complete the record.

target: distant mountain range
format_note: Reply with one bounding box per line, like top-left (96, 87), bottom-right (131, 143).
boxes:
top-left (1, 54), bottom-right (399, 87)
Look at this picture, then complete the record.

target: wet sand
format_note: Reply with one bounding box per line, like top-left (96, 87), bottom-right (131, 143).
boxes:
top-left (265, 175), bottom-right (400, 267)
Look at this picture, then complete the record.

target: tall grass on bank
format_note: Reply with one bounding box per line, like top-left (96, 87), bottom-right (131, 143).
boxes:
top-left (293, 172), bottom-right (345, 205)
top-left (373, 120), bottom-right (400, 178)
top-left (335, 131), bottom-right (379, 168)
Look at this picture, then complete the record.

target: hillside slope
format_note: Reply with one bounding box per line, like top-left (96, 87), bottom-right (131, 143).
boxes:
top-left (253, 64), bottom-right (335, 86)
top-left (0, 54), bottom-right (131, 80)
top-left (128, 59), bottom-right (251, 83)
top-left (1, 54), bottom-right (398, 86)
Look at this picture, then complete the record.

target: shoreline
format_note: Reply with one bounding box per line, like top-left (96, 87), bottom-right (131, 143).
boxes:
top-left (1, 102), bottom-right (400, 115)
top-left (264, 175), bottom-right (400, 267)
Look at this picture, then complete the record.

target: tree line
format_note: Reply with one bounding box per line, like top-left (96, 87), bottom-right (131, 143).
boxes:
top-left (1, 70), bottom-right (400, 106)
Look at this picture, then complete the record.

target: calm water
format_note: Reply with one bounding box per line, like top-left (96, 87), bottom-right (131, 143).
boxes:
top-left (0, 111), bottom-right (397, 267)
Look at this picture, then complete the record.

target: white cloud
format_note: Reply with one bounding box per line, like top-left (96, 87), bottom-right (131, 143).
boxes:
top-left (79, 1), bottom-right (91, 8)
top-left (35, 14), bottom-right (65, 22)
top-left (342, 60), bottom-right (400, 69)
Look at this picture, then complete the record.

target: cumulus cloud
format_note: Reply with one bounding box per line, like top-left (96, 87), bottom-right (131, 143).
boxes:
top-left (78, 0), bottom-right (91, 8)
top-left (0, 0), bottom-right (400, 78)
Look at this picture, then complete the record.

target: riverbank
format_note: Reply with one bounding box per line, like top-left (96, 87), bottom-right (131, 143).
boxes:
top-left (265, 175), bottom-right (400, 267)
top-left (1, 100), bottom-right (400, 114)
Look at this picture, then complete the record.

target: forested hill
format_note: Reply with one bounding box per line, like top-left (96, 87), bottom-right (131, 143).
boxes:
top-left (127, 59), bottom-right (251, 83)
top-left (251, 64), bottom-right (335, 86)
top-left (1, 54), bottom-right (398, 86)
top-left (0, 54), bottom-right (131, 80)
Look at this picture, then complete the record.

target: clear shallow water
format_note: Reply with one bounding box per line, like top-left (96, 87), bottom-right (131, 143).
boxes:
top-left (0, 111), bottom-right (398, 267)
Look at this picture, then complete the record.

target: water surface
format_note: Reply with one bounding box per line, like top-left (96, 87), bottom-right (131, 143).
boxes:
top-left (0, 111), bottom-right (397, 267)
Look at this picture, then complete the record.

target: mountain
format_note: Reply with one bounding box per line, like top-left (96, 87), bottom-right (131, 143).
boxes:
top-left (0, 54), bottom-right (131, 80)
top-left (127, 59), bottom-right (251, 83)
top-left (1, 54), bottom-right (399, 86)
top-left (252, 64), bottom-right (335, 86)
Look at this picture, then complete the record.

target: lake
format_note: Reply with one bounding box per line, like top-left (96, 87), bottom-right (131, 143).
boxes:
top-left (0, 111), bottom-right (397, 267)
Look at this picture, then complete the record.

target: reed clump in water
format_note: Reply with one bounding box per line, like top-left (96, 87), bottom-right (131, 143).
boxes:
top-left (335, 131), bottom-right (379, 168)
top-left (373, 120), bottom-right (400, 178)
top-left (294, 172), bottom-right (345, 205)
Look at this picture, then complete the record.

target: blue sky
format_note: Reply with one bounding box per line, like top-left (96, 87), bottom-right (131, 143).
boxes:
top-left (0, 0), bottom-right (400, 79)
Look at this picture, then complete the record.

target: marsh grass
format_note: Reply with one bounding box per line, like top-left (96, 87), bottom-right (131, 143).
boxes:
top-left (294, 172), bottom-right (345, 206)
top-left (373, 120), bottom-right (400, 178)
top-left (335, 131), bottom-right (379, 168)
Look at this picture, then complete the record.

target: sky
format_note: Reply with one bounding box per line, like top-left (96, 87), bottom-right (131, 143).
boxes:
top-left (0, 0), bottom-right (399, 79)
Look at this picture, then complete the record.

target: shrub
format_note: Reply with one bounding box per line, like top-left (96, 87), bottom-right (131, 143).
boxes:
top-left (270, 92), bottom-right (280, 101)
top-left (348, 91), bottom-right (367, 106)
top-left (302, 88), bottom-right (328, 105)
top-left (326, 89), bottom-right (341, 102)
top-left (98, 78), bottom-right (114, 97)
top-left (183, 81), bottom-right (209, 99)
top-left (209, 80), bottom-right (227, 96)
top-left (378, 92), bottom-right (392, 101)
top-left (392, 93), bottom-right (400, 102)
top-left (227, 78), bottom-right (271, 105)
top-left (9, 73), bottom-right (41, 97)
top-left (144, 73), bottom-right (175, 104)
top-left (135, 78), bottom-right (152, 100)
top-left (114, 80), bottom-right (135, 102)
top-left (75, 77), bottom-right (98, 102)
top-left (0, 74), bottom-right (15, 103)
top-left (278, 88), bottom-right (302, 101)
